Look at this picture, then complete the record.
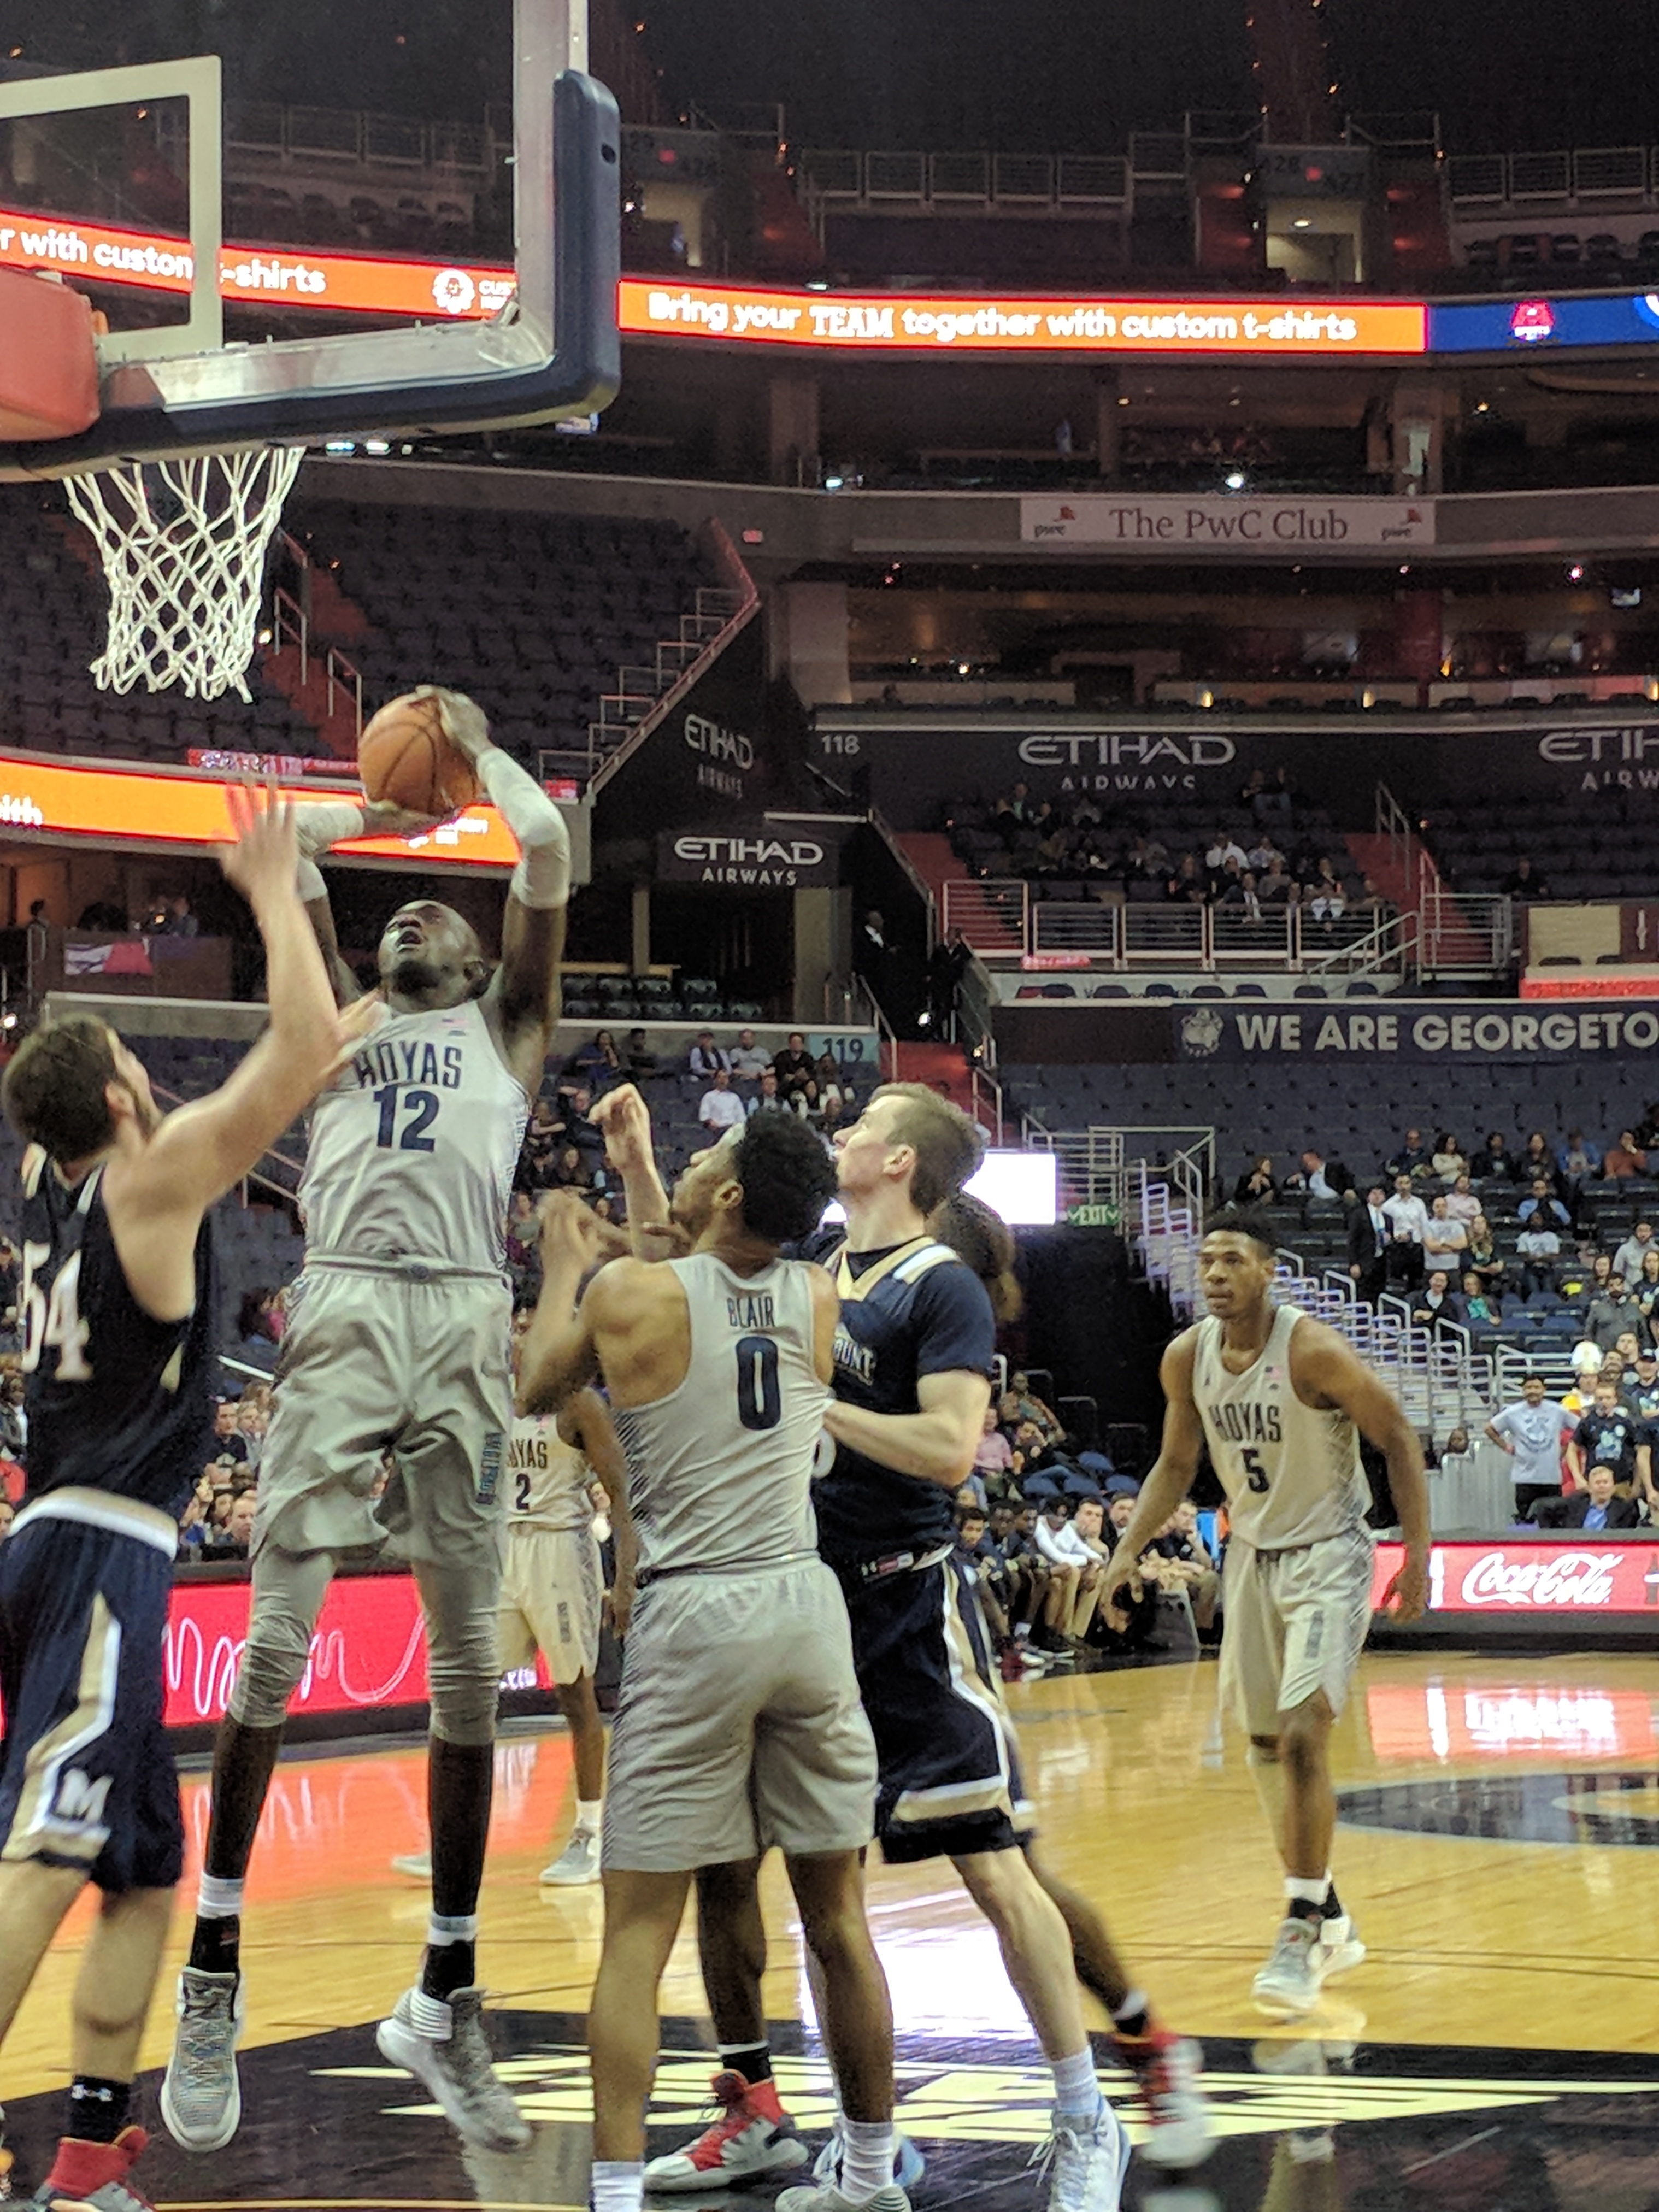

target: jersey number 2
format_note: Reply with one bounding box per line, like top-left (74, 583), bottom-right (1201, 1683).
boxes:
top-left (373, 1086), bottom-right (439, 1152)
top-left (1241, 1445), bottom-right (1271, 1494)
top-left (735, 1336), bottom-right (781, 1432)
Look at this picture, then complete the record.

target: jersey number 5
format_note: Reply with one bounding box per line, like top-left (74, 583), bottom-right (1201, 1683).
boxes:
top-left (735, 1335), bottom-right (781, 1432)
top-left (1241, 1445), bottom-right (1271, 1494)
top-left (20, 1240), bottom-right (92, 1382)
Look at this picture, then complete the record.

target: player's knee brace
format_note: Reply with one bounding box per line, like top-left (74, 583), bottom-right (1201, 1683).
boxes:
top-left (425, 1608), bottom-right (501, 1746)
top-left (228, 1603), bottom-right (316, 1727)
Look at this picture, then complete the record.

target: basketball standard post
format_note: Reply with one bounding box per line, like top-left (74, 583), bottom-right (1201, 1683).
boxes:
top-left (0, 0), bottom-right (619, 697)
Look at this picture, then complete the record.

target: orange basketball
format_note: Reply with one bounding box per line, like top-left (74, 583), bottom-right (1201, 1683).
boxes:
top-left (357, 690), bottom-right (483, 816)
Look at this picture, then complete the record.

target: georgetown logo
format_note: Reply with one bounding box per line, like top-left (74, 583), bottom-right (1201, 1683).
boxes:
top-left (1180, 1009), bottom-right (1224, 1058)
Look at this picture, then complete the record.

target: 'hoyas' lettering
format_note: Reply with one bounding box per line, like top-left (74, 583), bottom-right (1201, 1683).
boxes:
top-left (352, 1041), bottom-right (465, 1089)
top-left (1207, 1401), bottom-right (1283, 1444)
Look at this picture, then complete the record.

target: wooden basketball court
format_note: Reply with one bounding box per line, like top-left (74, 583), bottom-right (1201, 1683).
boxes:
top-left (5, 1649), bottom-right (1657, 2209)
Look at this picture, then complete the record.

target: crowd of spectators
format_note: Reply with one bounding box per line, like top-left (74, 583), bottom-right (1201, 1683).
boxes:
top-left (945, 774), bottom-right (1385, 922)
top-left (944, 1368), bottom-right (1220, 1672)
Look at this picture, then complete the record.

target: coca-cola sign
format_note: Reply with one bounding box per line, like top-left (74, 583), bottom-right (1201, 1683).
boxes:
top-left (1372, 1540), bottom-right (1659, 1617)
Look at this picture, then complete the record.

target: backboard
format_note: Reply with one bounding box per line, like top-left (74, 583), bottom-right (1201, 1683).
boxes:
top-left (0, 0), bottom-right (620, 479)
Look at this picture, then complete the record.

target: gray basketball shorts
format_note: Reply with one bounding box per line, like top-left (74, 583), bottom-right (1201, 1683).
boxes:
top-left (1219, 1529), bottom-right (1376, 1738)
top-left (603, 1556), bottom-right (878, 1874)
top-left (252, 1263), bottom-right (513, 1573)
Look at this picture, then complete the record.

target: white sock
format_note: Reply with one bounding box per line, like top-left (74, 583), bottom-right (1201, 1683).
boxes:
top-left (196, 1874), bottom-right (245, 1920)
top-left (839, 2116), bottom-right (895, 2201)
top-left (427, 1910), bottom-right (478, 1949)
top-left (409, 1987), bottom-right (454, 2039)
top-left (1049, 2045), bottom-right (1103, 2124)
top-left (1284, 1875), bottom-right (1327, 1909)
top-left (591, 2158), bottom-right (645, 2212)
top-left (575, 1798), bottom-right (604, 1834)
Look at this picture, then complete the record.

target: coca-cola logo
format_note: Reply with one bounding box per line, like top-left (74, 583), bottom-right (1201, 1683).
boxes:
top-left (1461, 1550), bottom-right (1622, 1609)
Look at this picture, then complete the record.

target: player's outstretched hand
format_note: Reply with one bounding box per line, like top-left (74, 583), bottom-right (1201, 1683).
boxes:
top-left (359, 798), bottom-right (452, 840)
top-left (420, 685), bottom-right (495, 764)
top-left (537, 1189), bottom-right (602, 1273)
top-left (221, 776), bottom-right (298, 905)
top-left (1380, 1547), bottom-right (1429, 1623)
top-left (593, 1084), bottom-right (654, 1175)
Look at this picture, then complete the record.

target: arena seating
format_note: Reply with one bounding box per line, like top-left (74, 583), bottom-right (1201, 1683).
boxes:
top-left (284, 500), bottom-right (715, 769)
top-left (1423, 797), bottom-right (1659, 899)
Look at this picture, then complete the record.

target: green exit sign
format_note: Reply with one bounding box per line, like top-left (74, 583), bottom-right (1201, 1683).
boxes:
top-left (1066, 1202), bottom-right (1119, 1228)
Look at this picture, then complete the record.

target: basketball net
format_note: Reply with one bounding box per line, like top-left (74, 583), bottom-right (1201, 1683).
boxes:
top-left (63, 448), bottom-right (304, 701)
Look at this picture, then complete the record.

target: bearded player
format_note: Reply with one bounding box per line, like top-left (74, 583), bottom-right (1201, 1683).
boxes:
top-left (164, 690), bottom-right (570, 2155)
top-left (1101, 1210), bottom-right (1429, 2016)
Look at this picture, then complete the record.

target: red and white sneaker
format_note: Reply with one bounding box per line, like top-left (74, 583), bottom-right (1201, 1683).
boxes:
top-left (641, 2070), bottom-right (808, 2194)
top-left (1110, 2029), bottom-right (1214, 2170)
top-left (32, 2125), bottom-right (155, 2210)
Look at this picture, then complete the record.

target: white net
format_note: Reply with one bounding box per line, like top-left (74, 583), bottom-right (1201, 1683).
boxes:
top-left (63, 448), bottom-right (305, 702)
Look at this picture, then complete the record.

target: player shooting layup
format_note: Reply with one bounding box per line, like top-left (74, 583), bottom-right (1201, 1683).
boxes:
top-left (518, 1103), bottom-right (903, 2212)
top-left (0, 789), bottom-right (349, 2212)
top-left (1102, 1211), bottom-right (1430, 2017)
top-left (165, 691), bottom-right (569, 2156)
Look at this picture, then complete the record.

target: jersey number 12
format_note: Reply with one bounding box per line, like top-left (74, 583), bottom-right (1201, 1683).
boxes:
top-left (373, 1085), bottom-right (439, 1152)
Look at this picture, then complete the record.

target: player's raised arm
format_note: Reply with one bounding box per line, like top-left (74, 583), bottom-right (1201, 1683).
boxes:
top-left (430, 690), bottom-right (570, 1083)
top-left (292, 793), bottom-right (445, 1008)
top-left (592, 1085), bottom-right (680, 1258)
top-left (517, 1192), bottom-right (614, 1413)
top-left (126, 785), bottom-right (366, 1221)
top-left (564, 1386), bottom-right (639, 1636)
top-left (1101, 1331), bottom-right (1205, 1610)
top-left (1291, 1319), bottom-right (1430, 1620)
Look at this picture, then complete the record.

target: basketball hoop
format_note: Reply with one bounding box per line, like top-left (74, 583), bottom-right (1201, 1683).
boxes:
top-left (63, 448), bottom-right (304, 701)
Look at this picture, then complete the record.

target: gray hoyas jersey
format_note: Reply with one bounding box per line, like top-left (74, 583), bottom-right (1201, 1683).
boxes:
top-left (509, 1413), bottom-right (593, 1533)
top-left (611, 1252), bottom-right (826, 1576)
top-left (1193, 1302), bottom-right (1370, 1550)
top-left (300, 998), bottom-right (529, 1272)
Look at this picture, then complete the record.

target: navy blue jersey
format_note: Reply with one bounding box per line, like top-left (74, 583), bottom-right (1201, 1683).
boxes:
top-left (20, 1146), bottom-right (217, 1519)
top-left (811, 1234), bottom-right (996, 1568)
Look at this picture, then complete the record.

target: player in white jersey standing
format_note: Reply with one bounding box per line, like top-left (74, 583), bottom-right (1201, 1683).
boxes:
top-left (1102, 1211), bottom-right (1429, 2016)
top-left (518, 1106), bottom-right (907, 2212)
top-left (391, 1384), bottom-right (631, 1886)
top-left (164, 689), bottom-right (570, 2156)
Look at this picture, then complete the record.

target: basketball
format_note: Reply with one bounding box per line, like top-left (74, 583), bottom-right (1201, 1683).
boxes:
top-left (357, 690), bottom-right (482, 817)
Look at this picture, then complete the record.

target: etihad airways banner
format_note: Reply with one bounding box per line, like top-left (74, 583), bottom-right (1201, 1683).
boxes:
top-left (1021, 495), bottom-right (1435, 549)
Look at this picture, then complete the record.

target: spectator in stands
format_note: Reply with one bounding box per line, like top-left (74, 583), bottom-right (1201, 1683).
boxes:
top-left (772, 1032), bottom-right (818, 1108)
top-left (237, 1289), bottom-right (282, 1368)
top-left (1423, 1196), bottom-right (1470, 1267)
top-left (1587, 1272), bottom-right (1636, 1351)
top-left (1146, 1501), bottom-right (1221, 1634)
top-left (1289, 1149), bottom-right (1354, 1202)
top-left (209, 1397), bottom-right (247, 1468)
top-left (0, 1373), bottom-right (27, 1464)
top-left (1008, 1371), bottom-right (1066, 1442)
top-left (1386, 1129), bottom-right (1433, 1183)
top-left (1515, 1213), bottom-right (1563, 1301)
top-left (1204, 830), bottom-right (1248, 876)
top-left (222, 1489), bottom-right (258, 1555)
top-left (1412, 1270), bottom-right (1461, 1332)
top-left (811, 1050), bottom-right (847, 1119)
top-left (1461, 1270), bottom-right (1501, 1326)
top-left (1245, 828), bottom-right (1284, 874)
top-left (1381, 1229), bottom-right (1423, 1297)
top-left (1558, 1464), bottom-right (1639, 1530)
top-left (569, 1029), bottom-right (622, 1084)
top-left (698, 1068), bottom-right (745, 1138)
top-left (1518, 1131), bottom-right (1557, 1190)
top-left (506, 1190), bottom-right (542, 1276)
top-left (1614, 1327), bottom-right (1650, 1376)
top-left (566, 1085), bottom-right (606, 1158)
top-left (520, 1096), bottom-right (564, 1185)
top-left (1034, 1499), bottom-right (1104, 1645)
top-left (1519, 1176), bottom-right (1572, 1229)
top-left (1166, 853), bottom-right (1206, 904)
top-left (745, 1069), bottom-right (790, 1118)
top-left (1348, 1185), bottom-right (1391, 1303)
top-left (1464, 1216), bottom-right (1506, 1299)
top-left (1480, 1131), bottom-right (1522, 1183)
top-left (1558, 1128), bottom-right (1603, 1200)
top-left (623, 1029), bottom-right (659, 1082)
top-left (156, 892), bottom-right (199, 938)
top-left (1234, 1155), bottom-right (1279, 1204)
top-left (1604, 1130), bottom-right (1650, 1179)
top-left (1431, 1132), bottom-right (1469, 1186)
top-left (1631, 1348), bottom-right (1659, 1422)
top-left (1563, 1345), bottom-right (1605, 1415)
top-left (1633, 1249), bottom-right (1659, 1334)
top-left (1305, 857), bottom-right (1346, 922)
top-left (689, 1029), bottom-right (730, 1079)
top-left (1614, 1221), bottom-right (1658, 1284)
top-left (953, 1508), bottom-right (1015, 1654)
top-left (974, 1404), bottom-right (1019, 1502)
top-left (236, 1391), bottom-right (268, 1470)
top-left (729, 1028), bottom-right (772, 1082)
top-left (549, 1144), bottom-right (593, 1192)
top-left (1256, 856), bottom-right (1296, 909)
top-left (1384, 1173), bottom-right (1430, 1243)
top-left (1487, 1376), bottom-right (1577, 1523)
top-left (1500, 856), bottom-right (1551, 901)
top-left (1445, 1174), bottom-right (1482, 1225)
top-left (1571, 1381), bottom-right (1649, 1499)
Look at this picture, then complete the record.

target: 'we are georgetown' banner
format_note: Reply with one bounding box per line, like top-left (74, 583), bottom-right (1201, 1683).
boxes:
top-left (997, 997), bottom-right (1659, 1067)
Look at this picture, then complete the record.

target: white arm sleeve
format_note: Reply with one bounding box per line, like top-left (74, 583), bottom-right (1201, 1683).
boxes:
top-left (477, 748), bottom-right (570, 910)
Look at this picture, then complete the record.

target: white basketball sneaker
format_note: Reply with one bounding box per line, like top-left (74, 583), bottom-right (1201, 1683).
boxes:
top-left (539, 1827), bottom-right (600, 1885)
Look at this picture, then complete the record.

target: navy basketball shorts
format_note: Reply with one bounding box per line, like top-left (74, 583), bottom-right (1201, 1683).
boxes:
top-left (0, 1513), bottom-right (183, 1894)
top-left (841, 1552), bottom-right (1036, 1864)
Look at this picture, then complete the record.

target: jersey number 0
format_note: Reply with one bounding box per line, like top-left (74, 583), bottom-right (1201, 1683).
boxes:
top-left (735, 1335), bottom-right (781, 1431)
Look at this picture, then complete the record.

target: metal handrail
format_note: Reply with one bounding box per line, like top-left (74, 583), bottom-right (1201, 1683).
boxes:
top-left (326, 646), bottom-right (364, 741)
